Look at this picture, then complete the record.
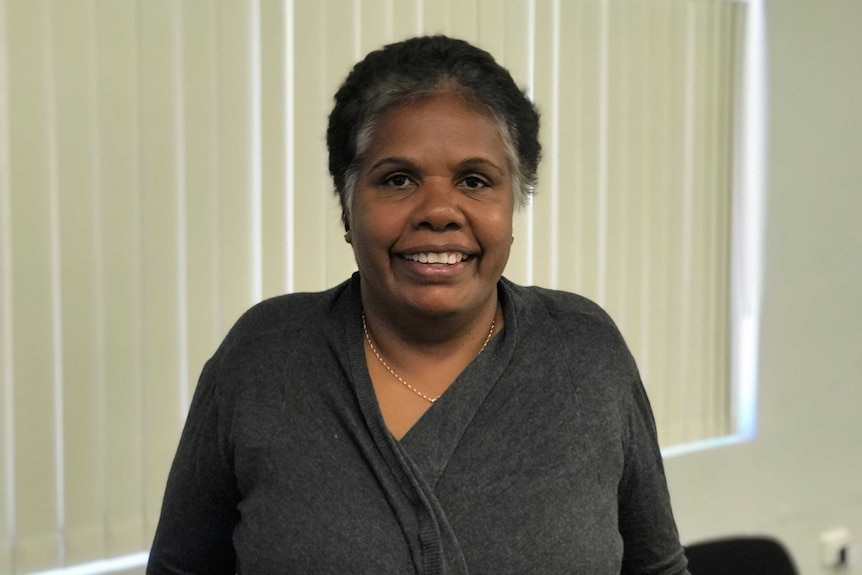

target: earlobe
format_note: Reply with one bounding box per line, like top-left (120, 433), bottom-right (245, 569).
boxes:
top-left (344, 231), bottom-right (353, 244)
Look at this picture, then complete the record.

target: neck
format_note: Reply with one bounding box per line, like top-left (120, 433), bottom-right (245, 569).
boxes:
top-left (360, 293), bottom-right (501, 359)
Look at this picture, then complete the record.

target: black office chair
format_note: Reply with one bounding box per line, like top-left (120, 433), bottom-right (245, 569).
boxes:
top-left (685, 536), bottom-right (798, 575)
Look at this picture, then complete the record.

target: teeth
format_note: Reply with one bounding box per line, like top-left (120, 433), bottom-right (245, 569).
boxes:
top-left (404, 252), bottom-right (467, 264)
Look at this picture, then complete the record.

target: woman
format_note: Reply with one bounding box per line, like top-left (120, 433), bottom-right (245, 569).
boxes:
top-left (149, 36), bottom-right (689, 574)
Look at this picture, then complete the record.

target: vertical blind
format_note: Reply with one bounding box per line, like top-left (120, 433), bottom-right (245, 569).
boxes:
top-left (0, 0), bottom-right (745, 571)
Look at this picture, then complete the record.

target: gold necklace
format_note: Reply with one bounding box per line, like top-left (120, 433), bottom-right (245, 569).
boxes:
top-left (362, 312), bottom-right (496, 404)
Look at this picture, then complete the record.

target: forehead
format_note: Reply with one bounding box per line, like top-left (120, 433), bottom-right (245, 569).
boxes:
top-left (362, 93), bottom-right (510, 167)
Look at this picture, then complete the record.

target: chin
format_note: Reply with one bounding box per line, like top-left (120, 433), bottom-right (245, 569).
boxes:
top-left (401, 287), bottom-right (492, 318)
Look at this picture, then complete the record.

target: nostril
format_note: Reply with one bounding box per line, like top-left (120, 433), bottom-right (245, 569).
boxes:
top-left (410, 186), bottom-right (466, 231)
top-left (416, 220), bottom-right (461, 232)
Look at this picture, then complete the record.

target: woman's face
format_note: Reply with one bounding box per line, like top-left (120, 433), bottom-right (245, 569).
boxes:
top-left (348, 92), bottom-right (515, 321)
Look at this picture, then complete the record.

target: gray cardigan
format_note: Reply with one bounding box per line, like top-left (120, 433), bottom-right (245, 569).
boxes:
top-left (148, 274), bottom-right (689, 575)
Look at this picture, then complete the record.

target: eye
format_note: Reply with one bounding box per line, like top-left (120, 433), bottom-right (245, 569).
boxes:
top-left (382, 173), bottom-right (414, 189)
top-left (460, 175), bottom-right (491, 190)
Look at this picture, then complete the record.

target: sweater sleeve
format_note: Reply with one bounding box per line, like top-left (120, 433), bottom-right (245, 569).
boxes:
top-left (618, 373), bottom-right (690, 575)
top-left (147, 353), bottom-right (240, 575)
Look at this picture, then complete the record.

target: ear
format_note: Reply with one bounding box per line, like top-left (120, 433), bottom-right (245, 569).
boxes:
top-left (341, 208), bottom-right (351, 234)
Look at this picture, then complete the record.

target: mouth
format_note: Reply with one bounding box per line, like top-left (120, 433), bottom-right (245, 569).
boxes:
top-left (400, 251), bottom-right (470, 265)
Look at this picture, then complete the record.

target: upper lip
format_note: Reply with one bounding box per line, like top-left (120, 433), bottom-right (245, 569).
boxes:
top-left (397, 244), bottom-right (478, 257)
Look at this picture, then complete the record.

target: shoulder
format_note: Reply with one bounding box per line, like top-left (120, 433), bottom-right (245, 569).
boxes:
top-left (501, 278), bottom-right (621, 339)
top-left (191, 277), bottom-right (356, 408)
top-left (215, 278), bottom-right (353, 360)
top-left (501, 278), bottom-right (639, 382)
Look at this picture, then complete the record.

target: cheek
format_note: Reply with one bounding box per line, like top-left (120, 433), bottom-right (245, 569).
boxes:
top-left (485, 208), bottom-right (515, 239)
top-left (350, 213), bottom-right (398, 266)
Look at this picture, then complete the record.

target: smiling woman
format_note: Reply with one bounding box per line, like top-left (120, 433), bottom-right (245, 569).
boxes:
top-left (147, 36), bottom-right (690, 575)
top-left (350, 93), bottom-right (516, 437)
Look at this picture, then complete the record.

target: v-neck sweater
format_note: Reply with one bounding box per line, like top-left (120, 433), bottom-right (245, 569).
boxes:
top-left (148, 273), bottom-right (689, 575)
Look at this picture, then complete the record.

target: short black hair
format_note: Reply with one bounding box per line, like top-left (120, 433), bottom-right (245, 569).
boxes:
top-left (327, 35), bottom-right (541, 230)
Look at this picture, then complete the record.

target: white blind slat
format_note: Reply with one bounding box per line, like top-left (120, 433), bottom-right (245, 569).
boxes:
top-left (217, 0), bottom-right (260, 328)
top-left (260, 0), bottom-right (291, 299)
top-left (529, 0), bottom-right (557, 289)
top-left (53, 0), bottom-right (105, 563)
top-left (391, 0), bottom-right (422, 38)
top-left (448, 0), bottom-right (479, 45)
top-left (7, 0), bottom-right (62, 569)
top-left (359, 0), bottom-right (391, 52)
top-left (183, 0), bottom-right (222, 404)
top-left (138, 0), bottom-right (185, 534)
top-left (0, 0), bottom-right (13, 566)
top-left (95, 0), bottom-right (147, 557)
top-left (1, 0), bottom-right (745, 570)
top-left (291, 0), bottom-right (329, 292)
top-left (421, 0), bottom-right (449, 35)
top-left (323, 0), bottom-right (361, 287)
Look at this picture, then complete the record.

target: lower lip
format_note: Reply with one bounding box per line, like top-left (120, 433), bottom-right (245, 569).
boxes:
top-left (397, 257), bottom-right (472, 281)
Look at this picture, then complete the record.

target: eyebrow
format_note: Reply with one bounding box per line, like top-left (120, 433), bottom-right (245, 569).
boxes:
top-left (367, 156), bottom-right (506, 176)
top-left (456, 157), bottom-right (506, 177)
top-left (367, 157), bottom-right (419, 173)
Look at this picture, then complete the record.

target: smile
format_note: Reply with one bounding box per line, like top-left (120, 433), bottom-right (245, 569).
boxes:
top-left (402, 252), bottom-right (469, 264)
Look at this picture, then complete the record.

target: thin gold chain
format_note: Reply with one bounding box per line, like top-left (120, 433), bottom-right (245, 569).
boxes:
top-left (362, 312), bottom-right (496, 404)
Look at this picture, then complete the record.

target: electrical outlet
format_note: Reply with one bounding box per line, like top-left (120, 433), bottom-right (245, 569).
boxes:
top-left (821, 528), bottom-right (852, 568)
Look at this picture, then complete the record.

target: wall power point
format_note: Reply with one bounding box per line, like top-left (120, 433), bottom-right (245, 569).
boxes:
top-left (821, 528), bottom-right (853, 568)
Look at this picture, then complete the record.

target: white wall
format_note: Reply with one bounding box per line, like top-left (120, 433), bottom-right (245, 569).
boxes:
top-left (665, 0), bottom-right (862, 573)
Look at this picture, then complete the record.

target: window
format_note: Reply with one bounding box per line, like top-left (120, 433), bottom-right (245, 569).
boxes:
top-left (0, 0), bottom-right (764, 572)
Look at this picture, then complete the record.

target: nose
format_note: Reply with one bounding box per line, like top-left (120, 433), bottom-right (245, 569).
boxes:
top-left (410, 176), bottom-right (466, 232)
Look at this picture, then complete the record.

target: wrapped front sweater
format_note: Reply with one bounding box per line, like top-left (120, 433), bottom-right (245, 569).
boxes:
top-left (148, 273), bottom-right (689, 575)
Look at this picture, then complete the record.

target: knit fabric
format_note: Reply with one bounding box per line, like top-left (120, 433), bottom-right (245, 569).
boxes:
top-left (148, 273), bottom-right (689, 575)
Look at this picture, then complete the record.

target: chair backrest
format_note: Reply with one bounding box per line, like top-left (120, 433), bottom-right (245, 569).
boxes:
top-left (684, 536), bottom-right (798, 575)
